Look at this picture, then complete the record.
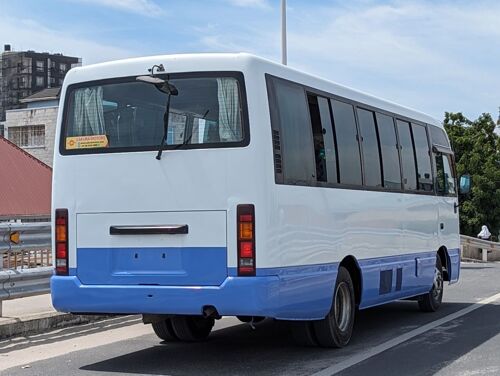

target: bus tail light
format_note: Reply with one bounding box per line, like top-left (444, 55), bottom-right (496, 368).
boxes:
top-left (55, 209), bottom-right (69, 276)
top-left (237, 204), bottom-right (255, 276)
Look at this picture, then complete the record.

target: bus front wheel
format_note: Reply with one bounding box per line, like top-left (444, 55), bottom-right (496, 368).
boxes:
top-left (313, 266), bottom-right (356, 348)
top-left (418, 256), bottom-right (444, 312)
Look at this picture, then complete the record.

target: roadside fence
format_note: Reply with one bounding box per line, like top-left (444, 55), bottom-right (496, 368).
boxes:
top-left (0, 222), bottom-right (52, 316)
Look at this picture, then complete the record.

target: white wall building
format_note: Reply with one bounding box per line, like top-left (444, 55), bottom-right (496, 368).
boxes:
top-left (4, 87), bottom-right (60, 166)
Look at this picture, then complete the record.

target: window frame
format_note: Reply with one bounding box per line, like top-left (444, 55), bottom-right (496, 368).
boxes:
top-left (265, 73), bottom-right (437, 196)
top-left (59, 71), bottom-right (250, 156)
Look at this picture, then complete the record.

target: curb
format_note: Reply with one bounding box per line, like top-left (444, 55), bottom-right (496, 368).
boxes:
top-left (0, 312), bottom-right (114, 340)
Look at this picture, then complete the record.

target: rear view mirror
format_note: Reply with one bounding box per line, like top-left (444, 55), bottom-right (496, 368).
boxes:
top-left (459, 174), bottom-right (471, 195)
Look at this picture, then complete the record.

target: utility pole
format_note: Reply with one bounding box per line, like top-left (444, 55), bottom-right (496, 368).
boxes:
top-left (281, 0), bottom-right (287, 65)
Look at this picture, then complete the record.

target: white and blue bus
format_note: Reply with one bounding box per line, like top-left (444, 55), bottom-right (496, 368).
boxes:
top-left (51, 53), bottom-right (469, 347)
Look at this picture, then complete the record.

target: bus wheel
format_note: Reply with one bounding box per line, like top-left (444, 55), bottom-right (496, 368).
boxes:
top-left (290, 321), bottom-right (318, 347)
top-left (313, 266), bottom-right (355, 348)
top-left (152, 319), bottom-right (179, 342)
top-left (418, 256), bottom-right (444, 312)
top-left (171, 315), bottom-right (215, 342)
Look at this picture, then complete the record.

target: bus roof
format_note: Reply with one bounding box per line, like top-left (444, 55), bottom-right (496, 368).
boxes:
top-left (65, 52), bottom-right (443, 129)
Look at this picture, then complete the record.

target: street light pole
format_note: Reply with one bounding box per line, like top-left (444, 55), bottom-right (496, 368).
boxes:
top-left (281, 0), bottom-right (287, 65)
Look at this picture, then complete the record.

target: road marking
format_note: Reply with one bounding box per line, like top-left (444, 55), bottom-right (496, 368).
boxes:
top-left (311, 292), bottom-right (500, 376)
top-left (0, 316), bottom-right (239, 371)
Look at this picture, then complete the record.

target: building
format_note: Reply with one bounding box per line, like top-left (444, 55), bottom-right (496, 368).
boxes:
top-left (0, 136), bottom-right (51, 222)
top-left (4, 88), bottom-right (61, 166)
top-left (0, 44), bottom-right (80, 121)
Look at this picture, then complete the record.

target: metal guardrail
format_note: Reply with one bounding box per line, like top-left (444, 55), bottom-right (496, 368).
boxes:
top-left (460, 235), bottom-right (500, 261)
top-left (0, 267), bottom-right (53, 316)
top-left (0, 222), bottom-right (52, 316)
top-left (1, 222), bottom-right (52, 270)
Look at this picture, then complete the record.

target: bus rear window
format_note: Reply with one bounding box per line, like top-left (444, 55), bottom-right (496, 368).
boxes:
top-left (62, 74), bottom-right (247, 153)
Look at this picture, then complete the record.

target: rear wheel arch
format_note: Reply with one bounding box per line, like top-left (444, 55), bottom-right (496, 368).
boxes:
top-left (339, 256), bottom-right (362, 307)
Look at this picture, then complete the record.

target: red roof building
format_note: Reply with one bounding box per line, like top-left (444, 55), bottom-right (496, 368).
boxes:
top-left (0, 136), bottom-right (52, 219)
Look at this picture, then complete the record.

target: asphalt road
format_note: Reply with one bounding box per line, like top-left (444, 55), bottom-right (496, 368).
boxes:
top-left (1, 262), bottom-right (499, 376)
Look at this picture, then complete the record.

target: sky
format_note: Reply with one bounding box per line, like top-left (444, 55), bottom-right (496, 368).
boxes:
top-left (1, 0), bottom-right (499, 121)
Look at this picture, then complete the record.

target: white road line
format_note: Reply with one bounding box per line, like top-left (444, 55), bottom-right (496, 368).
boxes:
top-left (311, 292), bottom-right (500, 376)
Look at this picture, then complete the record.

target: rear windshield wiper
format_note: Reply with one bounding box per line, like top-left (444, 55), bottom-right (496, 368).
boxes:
top-left (137, 69), bottom-right (178, 160)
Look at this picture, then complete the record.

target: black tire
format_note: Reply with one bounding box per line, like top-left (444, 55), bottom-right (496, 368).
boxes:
top-left (170, 315), bottom-right (215, 342)
top-left (151, 318), bottom-right (179, 342)
top-left (313, 266), bottom-right (356, 348)
top-left (290, 321), bottom-right (318, 347)
top-left (418, 256), bottom-right (444, 312)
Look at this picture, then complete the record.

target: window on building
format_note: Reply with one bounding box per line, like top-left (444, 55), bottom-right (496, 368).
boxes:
top-left (8, 125), bottom-right (45, 147)
top-left (396, 120), bottom-right (417, 191)
top-left (49, 77), bottom-right (55, 85)
top-left (60, 63), bottom-right (67, 72)
top-left (0, 124), bottom-right (4, 137)
top-left (411, 123), bottom-right (433, 191)
top-left (331, 99), bottom-right (362, 186)
top-left (36, 76), bottom-right (44, 87)
top-left (268, 78), bottom-right (315, 184)
top-left (36, 60), bottom-right (44, 72)
top-left (357, 108), bottom-right (382, 187)
top-left (376, 113), bottom-right (401, 189)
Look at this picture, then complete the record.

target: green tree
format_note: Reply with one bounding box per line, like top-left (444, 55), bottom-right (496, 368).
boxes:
top-left (444, 112), bottom-right (500, 239)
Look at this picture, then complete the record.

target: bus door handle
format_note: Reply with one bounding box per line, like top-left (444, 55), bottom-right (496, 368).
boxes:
top-left (109, 225), bottom-right (189, 235)
top-left (440, 223), bottom-right (444, 230)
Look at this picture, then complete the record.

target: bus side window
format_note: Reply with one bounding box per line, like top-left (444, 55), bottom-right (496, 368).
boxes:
top-left (376, 113), bottom-right (402, 190)
top-left (307, 94), bottom-right (338, 183)
top-left (331, 100), bottom-right (362, 186)
top-left (396, 120), bottom-right (417, 191)
top-left (357, 108), bottom-right (382, 187)
top-left (435, 154), bottom-right (456, 196)
top-left (411, 123), bottom-right (434, 192)
top-left (269, 78), bottom-right (316, 185)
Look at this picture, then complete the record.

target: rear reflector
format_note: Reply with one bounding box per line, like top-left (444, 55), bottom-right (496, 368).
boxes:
top-left (237, 204), bottom-right (255, 276)
top-left (55, 209), bottom-right (69, 276)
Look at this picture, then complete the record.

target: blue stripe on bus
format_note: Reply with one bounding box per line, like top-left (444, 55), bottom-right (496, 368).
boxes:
top-left (53, 248), bottom-right (460, 320)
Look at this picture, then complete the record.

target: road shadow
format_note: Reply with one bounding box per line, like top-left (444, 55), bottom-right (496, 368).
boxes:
top-left (80, 301), bottom-right (489, 376)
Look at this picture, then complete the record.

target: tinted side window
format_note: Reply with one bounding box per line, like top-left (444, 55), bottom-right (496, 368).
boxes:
top-left (436, 154), bottom-right (456, 196)
top-left (411, 123), bottom-right (433, 191)
top-left (430, 126), bottom-right (450, 147)
top-left (270, 79), bottom-right (315, 184)
top-left (357, 108), bottom-right (382, 187)
top-left (376, 113), bottom-right (401, 189)
top-left (396, 120), bottom-right (417, 191)
top-left (307, 95), bottom-right (338, 184)
top-left (331, 100), bottom-right (362, 186)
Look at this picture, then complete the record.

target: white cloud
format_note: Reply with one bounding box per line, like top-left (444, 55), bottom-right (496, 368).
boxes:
top-left (197, 0), bottom-right (500, 119)
top-left (74, 0), bottom-right (165, 17)
top-left (0, 16), bottom-right (136, 65)
top-left (225, 0), bottom-right (271, 9)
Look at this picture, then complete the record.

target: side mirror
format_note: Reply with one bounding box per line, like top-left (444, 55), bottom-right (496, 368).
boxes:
top-left (459, 174), bottom-right (471, 195)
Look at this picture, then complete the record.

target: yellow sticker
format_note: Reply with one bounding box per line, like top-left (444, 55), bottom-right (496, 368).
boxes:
top-left (66, 135), bottom-right (109, 150)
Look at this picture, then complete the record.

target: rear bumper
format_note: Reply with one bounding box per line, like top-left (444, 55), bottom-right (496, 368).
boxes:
top-left (51, 266), bottom-right (337, 320)
top-left (51, 275), bottom-right (279, 317)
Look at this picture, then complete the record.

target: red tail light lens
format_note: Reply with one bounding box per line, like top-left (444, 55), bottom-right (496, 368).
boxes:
top-left (55, 209), bottom-right (69, 276)
top-left (237, 204), bottom-right (255, 276)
